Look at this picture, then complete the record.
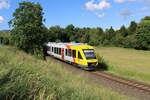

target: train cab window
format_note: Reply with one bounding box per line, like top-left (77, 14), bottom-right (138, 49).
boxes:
top-left (68, 49), bottom-right (71, 57)
top-left (72, 50), bottom-right (76, 58)
top-left (78, 51), bottom-right (82, 59)
top-left (65, 49), bottom-right (67, 56)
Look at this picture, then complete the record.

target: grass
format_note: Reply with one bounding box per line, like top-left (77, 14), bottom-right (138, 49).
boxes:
top-left (0, 46), bottom-right (131, 100)
top-left (96, 46), bottom-right (150, 84)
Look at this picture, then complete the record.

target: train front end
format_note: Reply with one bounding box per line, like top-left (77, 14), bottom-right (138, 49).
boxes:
top-left (76, 45), bottom-right (98, 70)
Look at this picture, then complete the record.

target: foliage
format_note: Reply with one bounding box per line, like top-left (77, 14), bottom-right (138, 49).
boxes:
top-left (136, 23), bottom-right (150, 50)
top-left (128, 21), bottom-right (137, 34)
top-left (0, 32), bottom-right (10, 45)
top-left (96, 55), bottom-right (109, 70)
top-left (7, 2), bottom-right (150, 52)
top-left (8, 1), bottom-right (49, 54)
top-left (119, 25), bottom-right (128, 37)
top-left (88, 28), bottom-right (103, 46)
top-left (140, 16), bottom-right (150, 24)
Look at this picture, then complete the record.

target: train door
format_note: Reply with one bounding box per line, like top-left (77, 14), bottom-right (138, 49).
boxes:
top-left (62, 48), bottom-right (64, 60)
top-left (77, 50), bottom-right (84, 65)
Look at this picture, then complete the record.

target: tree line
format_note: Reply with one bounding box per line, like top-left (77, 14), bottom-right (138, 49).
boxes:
top-left (0, 1), bottom-right (150, 58)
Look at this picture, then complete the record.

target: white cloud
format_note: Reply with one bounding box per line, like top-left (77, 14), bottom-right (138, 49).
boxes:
top-left (84, 0), bottom-right (110, 19)
top-left (119, 8), bottom-right (133, 20)
top-left (0, 16), bottom-right (4, 23)
top-left (84, 0), bottom-right (110, 11)
top-left (95, 12), bottom-right (105, 18)
top-left (146, 0), bottom-right (150, 4)
top-left (142, 6), bottom-right (150, 10)
top-left (114, 0), bottom-right (137, 3)
top-left (0, 0), bottom-right (10, 9)
top-left (142, 0), bottom-right (150, 10)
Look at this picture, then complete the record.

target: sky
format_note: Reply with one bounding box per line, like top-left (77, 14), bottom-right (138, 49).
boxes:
top-left (0, 0), bottom-right (150, 30)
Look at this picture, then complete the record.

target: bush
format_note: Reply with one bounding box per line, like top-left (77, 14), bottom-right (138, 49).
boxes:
top-left (0, 33), bottom-right (10, 45)
top-left (33, 48), bottom-right (44, 60)
top-left (96, 55), bottom-right (108, 70)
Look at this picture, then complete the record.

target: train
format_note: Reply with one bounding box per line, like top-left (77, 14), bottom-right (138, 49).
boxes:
top-left (45, 42), bottom-right (98, 70)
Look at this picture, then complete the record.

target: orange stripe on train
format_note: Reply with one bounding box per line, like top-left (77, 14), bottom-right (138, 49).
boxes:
top-left (65, 45), bottom-right (75, 63)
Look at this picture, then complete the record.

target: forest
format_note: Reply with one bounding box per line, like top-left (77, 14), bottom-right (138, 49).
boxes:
top-left (0, 1), bottom-right (150, 57)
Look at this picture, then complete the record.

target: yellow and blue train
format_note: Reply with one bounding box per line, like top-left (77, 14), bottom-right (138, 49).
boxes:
top-left (46, 42), bottom-right (98, 70)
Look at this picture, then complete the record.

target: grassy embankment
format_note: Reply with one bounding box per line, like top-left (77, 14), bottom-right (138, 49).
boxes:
top-left (96, 47), bottom-right (150, 84)
top-left (0, 46), bottom-right (131, 100)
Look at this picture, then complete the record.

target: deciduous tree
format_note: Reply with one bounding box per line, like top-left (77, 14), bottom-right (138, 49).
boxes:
top-left (9, 1), bottom-right (48, 54)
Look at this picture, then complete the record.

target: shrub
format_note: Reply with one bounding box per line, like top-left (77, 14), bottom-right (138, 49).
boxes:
top-left (96, 55), bottom-right (108, 70)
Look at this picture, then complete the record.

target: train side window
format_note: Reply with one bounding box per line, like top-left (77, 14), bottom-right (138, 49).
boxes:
top-left (72, 50), bottom-right (76, 58)
top-left (54, 47), bottom-right (56, 53)
top-left (59, 48), bottom-right (61, 55)
top-left (52, 47), bottom-right (53, 52)
top-left (78, 51), bottom-right (82, 59)
top-left (58, 48), bottom-right (60, 54)
top-left (48, 47), bottom-right (50, 51)
top-left (57, 48), bottom-right (58, 54)
top-left (68, 49), bottom-right (71, 57)
top-left (55, 47), bottom-right (57, 54)
top-left (65, 49), bottom-right (67, 56)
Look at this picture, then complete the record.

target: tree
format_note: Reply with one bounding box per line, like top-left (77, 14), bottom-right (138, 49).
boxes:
top-left (105, 26), bottom-right (115, 40)
top-left (141, 16), bottom-right (150, 24)
top-left (128, 21), bottom-right (137, 34)
top-left (136, 23), bottom-right (150, 50)
top-left (49, 26), bottom-right (66, 42)
top-left (65, 24), bottom-right (75, 41)
top-left (119, 25), bottom-right (128, 37)
top-left (89, 28), bottom-right (102, 46)
top-left (8, 1), bottom-right (48, 54)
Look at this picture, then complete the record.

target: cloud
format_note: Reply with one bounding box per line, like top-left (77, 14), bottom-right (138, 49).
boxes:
top-left (142, 0), bottom-right (150, 10)
top-left (0, 16), bottom-right (4, 23)
top-left (84, 0), bottom-right (110, 11)
top-left (0, 0), bottom-right (10, 9)
top-left (114, 0), bottom-right (137, 3)
top-left (146, 0), bottom-right (150, 4)
top-left (142, 6), bottom-right (150, 10)
top-left (95, 12), bottom-right (105, 18)
top-left (84, 0), bottom-right (110, 18)
top-left (119, 8), bottom-right (133, 20)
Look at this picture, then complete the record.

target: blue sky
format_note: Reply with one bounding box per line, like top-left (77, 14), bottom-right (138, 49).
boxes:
top-left (0, 0), bottom-right (150, 30)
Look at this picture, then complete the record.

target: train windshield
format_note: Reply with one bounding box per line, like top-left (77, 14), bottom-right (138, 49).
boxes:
top-left (83, 49), bottom-right (96, 59)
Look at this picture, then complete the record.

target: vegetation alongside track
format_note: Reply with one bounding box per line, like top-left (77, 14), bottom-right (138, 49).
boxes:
top-left (96, 47), bottom-right (150, 83)
top-left (0, 46), bottom-right (131, 100)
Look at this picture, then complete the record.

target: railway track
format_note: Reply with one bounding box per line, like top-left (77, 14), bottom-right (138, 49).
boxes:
top-left (92, 71), bottom-right (150, 93)
top-left (46, 56), bottom-right (150, 100)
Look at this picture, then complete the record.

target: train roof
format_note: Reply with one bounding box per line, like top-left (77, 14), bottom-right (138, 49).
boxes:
top-left (46, 42), bottom-right (94, 49)
top-left (46, 42), bottom-right (88, 46)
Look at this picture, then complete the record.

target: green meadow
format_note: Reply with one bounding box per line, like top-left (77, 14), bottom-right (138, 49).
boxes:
top-left (96, 47), bottom-right (150, 84)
